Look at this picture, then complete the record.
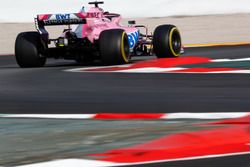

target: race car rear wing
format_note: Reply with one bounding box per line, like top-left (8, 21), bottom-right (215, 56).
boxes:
top-left (36, 13), bottom-right (87, 42)
top-left (37, 13), bottom-right (86, 26)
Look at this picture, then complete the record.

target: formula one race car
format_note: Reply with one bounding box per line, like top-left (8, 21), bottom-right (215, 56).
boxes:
top-left (15, 1), bottom-right (182, 67)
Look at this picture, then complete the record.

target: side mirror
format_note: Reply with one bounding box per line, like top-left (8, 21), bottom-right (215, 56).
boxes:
top-left (128, 20), bottom-right (136, 25)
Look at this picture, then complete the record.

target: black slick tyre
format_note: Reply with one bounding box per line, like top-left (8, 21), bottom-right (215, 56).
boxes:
top-left (15, 32), bottom-right (47, 68)
top-left (153, 24), bottom-right (182, 58)
top-left (99, 29), bottom-right (130, 65)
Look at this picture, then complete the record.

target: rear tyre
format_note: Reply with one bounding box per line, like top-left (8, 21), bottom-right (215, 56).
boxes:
top-left (153, 25), bottom-right (182, 58)
top-left (15, 32), bottom-right (47, 68)
top-left (99, 29), bottom-right (130, 65)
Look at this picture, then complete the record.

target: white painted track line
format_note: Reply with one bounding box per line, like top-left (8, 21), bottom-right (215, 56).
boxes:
top-left (1, 112), bottom-right (249, 120)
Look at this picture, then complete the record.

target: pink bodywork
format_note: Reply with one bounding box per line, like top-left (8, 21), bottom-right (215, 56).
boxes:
top-left (75, 7), bottom-right (138, 43)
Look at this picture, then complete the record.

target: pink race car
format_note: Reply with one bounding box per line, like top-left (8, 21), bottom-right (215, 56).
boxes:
top-left (15, 1), bottom-right (182, 67)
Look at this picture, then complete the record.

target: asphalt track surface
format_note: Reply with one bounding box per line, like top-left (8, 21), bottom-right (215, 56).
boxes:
top-left (1, 45), bottom-right (250, 114)
top-left (118, 154), bottom-right (250, 167)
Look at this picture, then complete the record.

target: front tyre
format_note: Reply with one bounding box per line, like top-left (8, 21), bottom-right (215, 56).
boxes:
top-left (15, 32), bottom-right (47, 68)
top-left (99, 29), bottom-right (130, 65)
top-left (153, 25), bottom-right (182, 58)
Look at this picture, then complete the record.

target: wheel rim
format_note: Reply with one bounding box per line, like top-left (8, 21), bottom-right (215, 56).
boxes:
top-left (121, 32), bottom-right (130, 63)
top-left (169, 28), bottom-right (182, 57)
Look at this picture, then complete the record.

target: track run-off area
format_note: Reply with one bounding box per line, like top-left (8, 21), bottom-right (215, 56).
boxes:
top-left (1, 44), bottom-right (250, 167)
top-left (1, 114), bottom-right (250, 167)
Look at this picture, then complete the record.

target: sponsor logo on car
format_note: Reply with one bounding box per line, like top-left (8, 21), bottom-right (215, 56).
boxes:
top-left (42, 14), bottom-right (86, 25)
top-left (56, 14), bottom-right (70, 20)
top-left (128, 31), bottom-right (139, 48)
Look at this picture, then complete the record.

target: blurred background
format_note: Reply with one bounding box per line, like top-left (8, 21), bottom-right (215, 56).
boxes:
top-left (1, 0), bottom-right (250, 22)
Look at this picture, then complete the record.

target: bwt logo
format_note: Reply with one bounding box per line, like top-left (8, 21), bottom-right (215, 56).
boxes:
top-left (56, 14), bottom-right (70, 20)
top-left (128, 31), bottom-right (139, 48)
